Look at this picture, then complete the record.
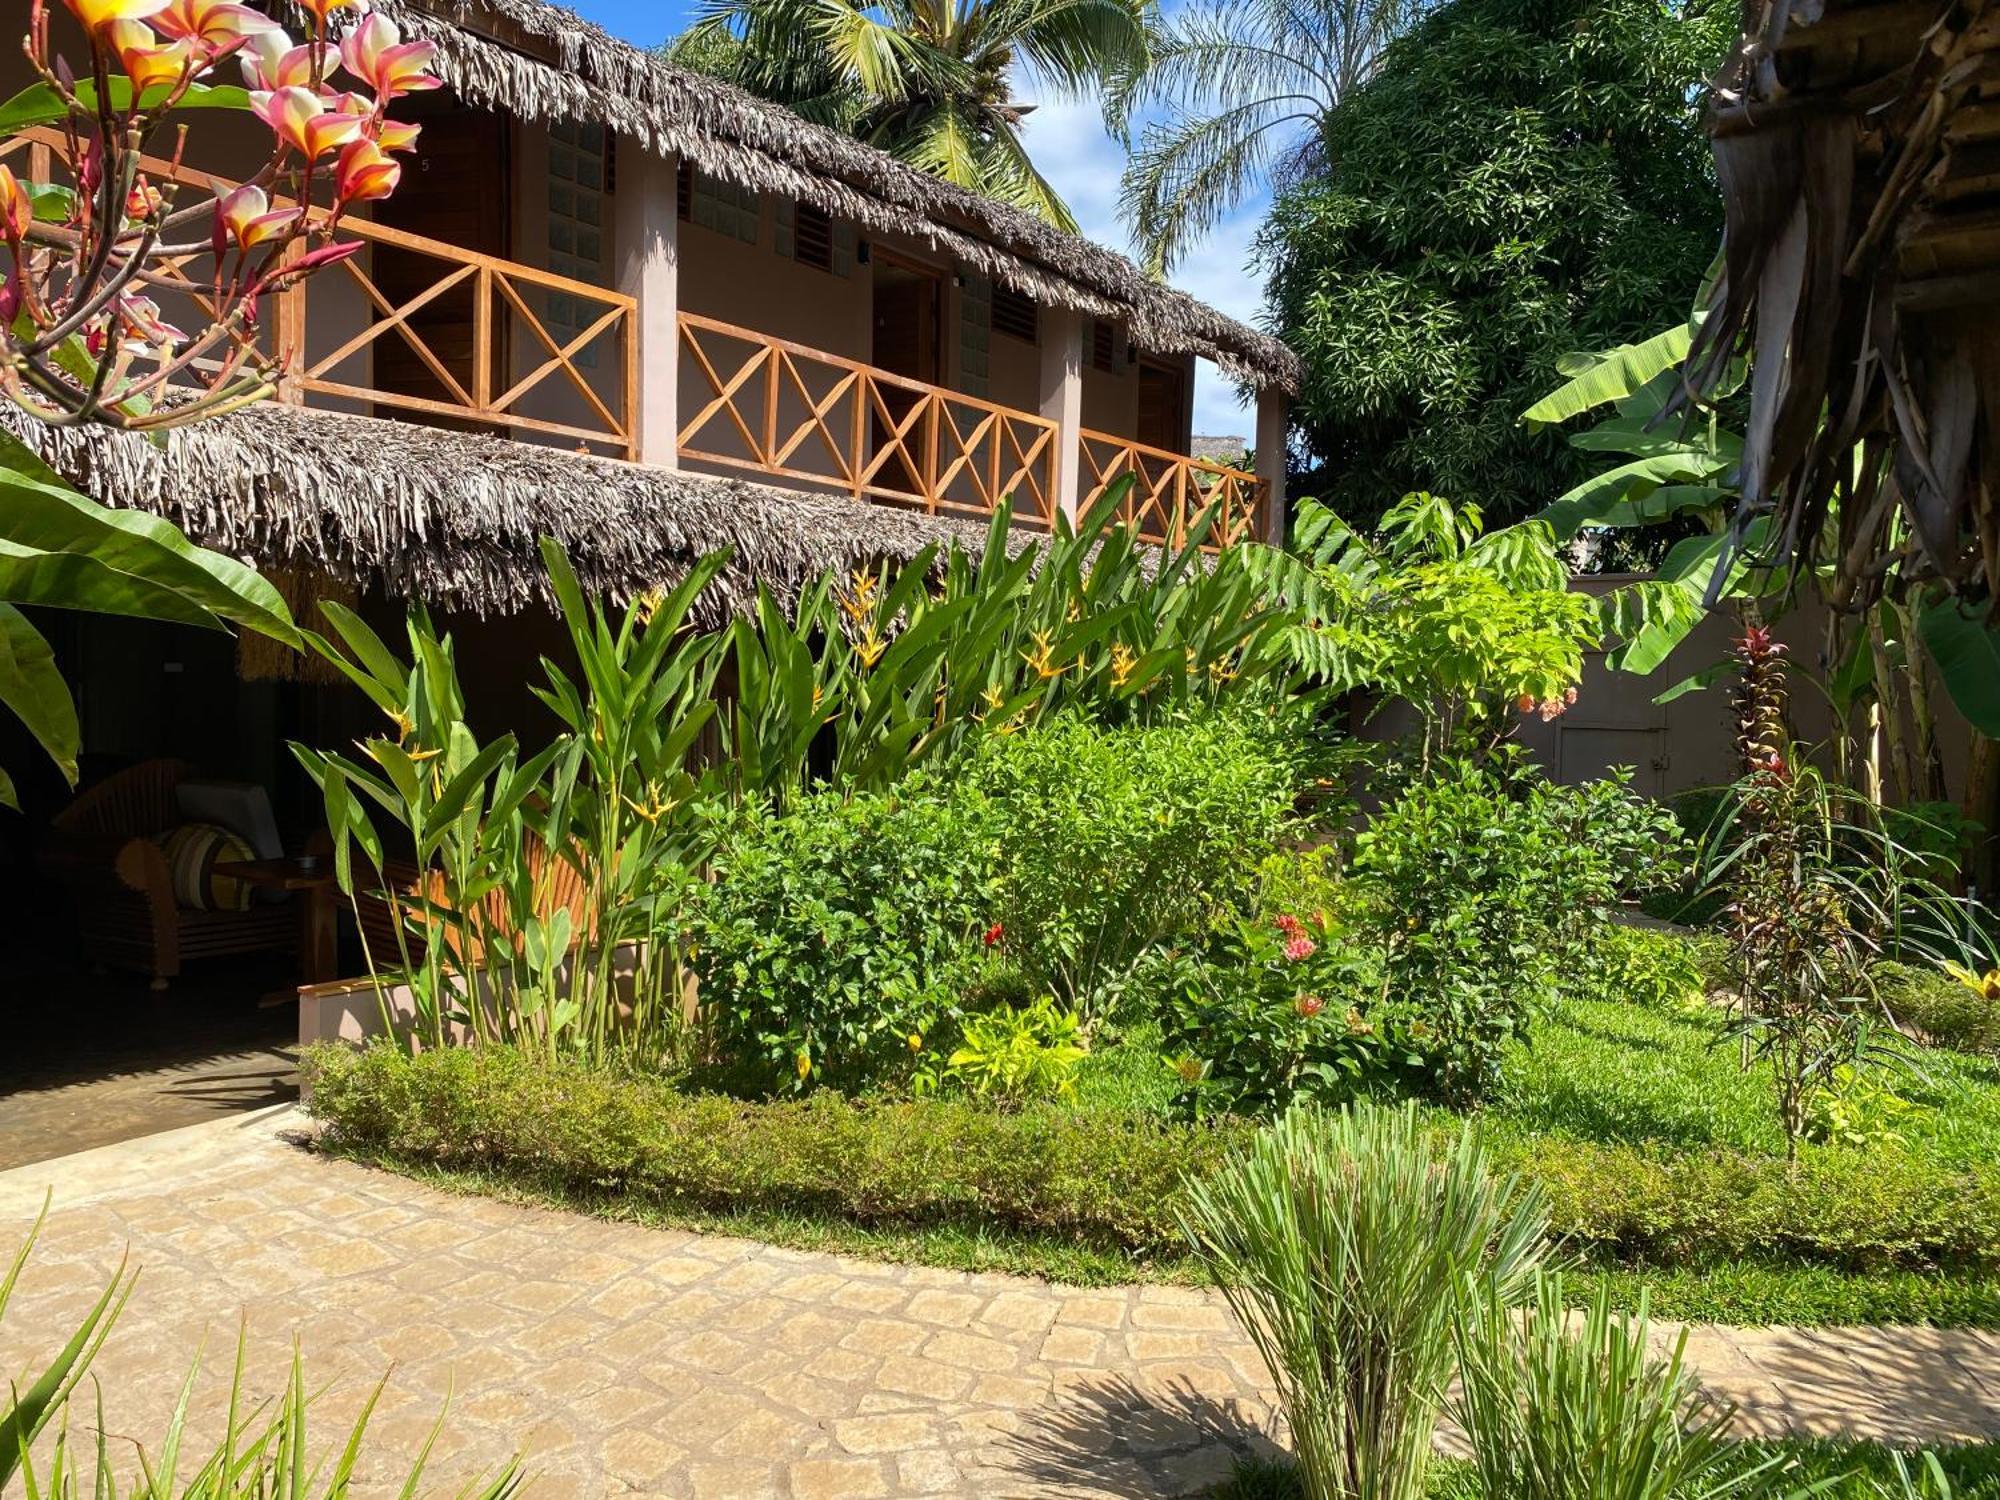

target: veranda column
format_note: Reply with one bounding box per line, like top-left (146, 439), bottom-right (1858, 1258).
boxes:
top-left (1039, 307), bottom-right (1084, 522)
top-left (1255, 385), bottom-right (1289, 544)
top-left (615, 148), bottom-right (681, 468)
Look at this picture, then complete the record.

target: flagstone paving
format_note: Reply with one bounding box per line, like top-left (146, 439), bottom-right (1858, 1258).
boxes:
top-left (1, 1108), bottom-right (1995, 1498)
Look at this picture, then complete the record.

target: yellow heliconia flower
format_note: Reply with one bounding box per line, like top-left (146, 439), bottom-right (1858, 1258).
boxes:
top-left (1945, 962), bottom-right (2000, 1001)
top-left (853, 630), bottom-right (887, 669)
top-left (407, 747), bottom-right (442, 763)
top-left (980, 684), bottom-right (1005, 712)
top-left (1021, 629), bottom-right (1064, 680)
top-left (1109, 641), bottom-right (1136, 689)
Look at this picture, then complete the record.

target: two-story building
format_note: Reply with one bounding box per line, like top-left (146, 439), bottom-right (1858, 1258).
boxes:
top-left (4, 0), bottom-right (1301, 626)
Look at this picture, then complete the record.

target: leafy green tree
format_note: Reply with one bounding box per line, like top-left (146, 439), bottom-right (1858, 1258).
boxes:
top-left (1262, 0), bottom-right (1731, 526)
top-left (1111, 0), bottom-right (1433, 274)
top-left (674, 0), bottom-right (1152, 229)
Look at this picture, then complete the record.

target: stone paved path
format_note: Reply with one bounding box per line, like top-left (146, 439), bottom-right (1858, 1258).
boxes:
top-left (1, 1109), bottom-right (1995, 1499)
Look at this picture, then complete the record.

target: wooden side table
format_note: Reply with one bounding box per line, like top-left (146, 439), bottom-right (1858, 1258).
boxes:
top-left (214, 857), bottom-right (340, 986)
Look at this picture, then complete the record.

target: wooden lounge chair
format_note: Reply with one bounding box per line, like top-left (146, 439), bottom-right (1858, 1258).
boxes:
top-left (42, 759), bottom-right (296, 990)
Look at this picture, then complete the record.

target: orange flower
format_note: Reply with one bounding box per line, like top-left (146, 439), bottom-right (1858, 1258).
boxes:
top-left (62, 0), bottom-right (170, 35)
top-left (375, 118), bottom-right (423, 153)
top-left (214, 182), bottom-right (301, 251)
top-left (334, 139), bottom-right (401, 203)
top-left (152, 0), bottom-right (279, 51)
top-left (339, 13), bottom-right (440, 101)
top-left (106, 18), bottom-right (200, 92)
top-left (294, 0), bottom-right (360, 27)
top-left (251, 85), bottom-right (364, 160)
top-left (0, 166), bottom-right (33, 240)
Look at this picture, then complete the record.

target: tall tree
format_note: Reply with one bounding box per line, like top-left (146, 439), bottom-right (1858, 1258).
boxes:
top-left (1262, 0), bottom-right (1731, 527)
top-left (674, 0), bottom-right (1152, 230)
top-left (1111, 0), bottom-right (1432, 274)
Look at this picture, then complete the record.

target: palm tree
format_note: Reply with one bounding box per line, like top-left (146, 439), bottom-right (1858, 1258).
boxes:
top-left (675, 0), bottom-right (1152, 230)
top-left (1110, 0), bottom-right (1431, 272)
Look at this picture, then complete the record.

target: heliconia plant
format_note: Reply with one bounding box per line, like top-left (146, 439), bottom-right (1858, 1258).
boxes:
top-left (1, 0), bottom-right (438, 429)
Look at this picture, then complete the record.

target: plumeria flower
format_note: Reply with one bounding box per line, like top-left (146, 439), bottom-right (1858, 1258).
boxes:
top-left (107, 19), bottom-right (201, 92)
top-left (125, 176), bottom-right (165, 222)
top-left (152, 0), bottom-right (280, 52)
top-left (239, 33), bottom-right (317, 89)
top-left (0, 166), bottom-right (33, 240)
top-left (62, 0), bottom-right (171, 35)
top-left (251, 86), bottom-right (365, 160)
top-left (115, 293), bottom-right (188, 347)
top-left (375, 117), bottom-right (422, 153)
top-left (296, 0), bottom-right (362, 23)
top-left (340, 14), bottom-right (441, 101)
top-left (333, 139), bottom-right (400, 203)
top-left (214, 183), bottom-right (301, 251)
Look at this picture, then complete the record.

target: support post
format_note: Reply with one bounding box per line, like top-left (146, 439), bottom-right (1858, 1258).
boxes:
top-left (1039, 307), bottom-right (1084, 522)
top-left (1254, 386), bottom-right (1290, 544)
top-left (615, 148), bottom-right (681, 468)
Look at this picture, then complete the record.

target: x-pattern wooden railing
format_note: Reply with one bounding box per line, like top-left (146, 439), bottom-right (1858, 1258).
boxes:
top-left (678, 312), bottom-right (1059, 525)
top-left (6, 129), bottom-right (637, 457)
top-left (1080, 429), bottom-right (1264, 547)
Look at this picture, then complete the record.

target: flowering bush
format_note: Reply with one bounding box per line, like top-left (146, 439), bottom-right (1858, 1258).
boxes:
top-left (1161, 906), bottom-right (1388, 1117)
top-left (688, 782), bottom-right (998, 1094)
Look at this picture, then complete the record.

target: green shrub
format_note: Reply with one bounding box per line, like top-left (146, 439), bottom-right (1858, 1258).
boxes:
top-left (305, 1043), bottom-right (1242, 1257)
top-left (1350, 767), bottom-right (1639, 1103)
top-left (1453, 1276), bottom-right (1738, 1500)
top-left (1180, 1105), bottom-right (1549, 1500)
top-left (304, 1042), bottom-right (2000, 1278)
top-left (967, 709), bottom-right (1300, 1013)
top-left (688, 784), bottom-right (997, 1093)
top-left (1567, 925), bottom-right (1709, 1011)
top-left (1875, 959), bottom-right (2000, 1056)
top-left (1490, 1131), bottom-right (2000, 1272)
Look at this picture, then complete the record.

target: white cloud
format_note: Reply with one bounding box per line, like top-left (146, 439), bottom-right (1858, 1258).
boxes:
top-left (1019, 98), bottom-right (1271, 440)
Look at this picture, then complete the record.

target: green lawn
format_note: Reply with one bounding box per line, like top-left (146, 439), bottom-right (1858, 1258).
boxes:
top-left (1489, 996), bottom-right (2000, 1169)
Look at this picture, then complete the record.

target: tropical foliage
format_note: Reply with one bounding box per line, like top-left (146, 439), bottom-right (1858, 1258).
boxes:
top-left (1110, 0), bottom-right (1431, 272)
top-left (672, 0), bottom-right (1150, 227)
top-left (1261, 0), bottom-right (1730, 525)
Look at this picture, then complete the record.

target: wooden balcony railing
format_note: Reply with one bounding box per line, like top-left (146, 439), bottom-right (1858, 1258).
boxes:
top-left (678, 312), bottom-right (1060, 526)
top-left (3, 130), bottom-right (637, 457)
top-left (1080, 430), bottom-right (1264, 547)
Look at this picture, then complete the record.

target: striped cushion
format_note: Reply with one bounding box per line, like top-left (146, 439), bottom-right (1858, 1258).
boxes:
top-left (156, 822), bottom-right (256, 911)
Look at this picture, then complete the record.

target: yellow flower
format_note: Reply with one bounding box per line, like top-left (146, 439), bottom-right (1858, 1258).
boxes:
top-left (838, 569), bottom-right (879, 625)
top-left (980, 684), bottom-right (1005, 712)
top-left (908, 1032), bottom-right (924, 1052)
top-left (1021, 629), bottom-right (1064, 680)
top-left (795, 1050), bottom-right (812, 1081)
top-left (1945, 962), bottom-right (2000, 1001)
top-left (1109, 642), bottom-right (1136, 689)
top-left (853, 629), bottom-right (887, 669)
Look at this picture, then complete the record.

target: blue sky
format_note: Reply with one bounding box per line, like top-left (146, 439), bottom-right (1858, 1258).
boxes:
top-left (570, 0), bottom-right (1273, 438)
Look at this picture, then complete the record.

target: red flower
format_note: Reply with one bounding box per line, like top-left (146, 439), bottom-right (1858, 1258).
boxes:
top-left (1274, 912), bottom-right (1302, 937)
top-left (1295, 995), bottom-right (1324, 1019)
top-left (1283, 935), bottom-right (1316, 962)
top-left (983, 921), bottom-right (1004, 947)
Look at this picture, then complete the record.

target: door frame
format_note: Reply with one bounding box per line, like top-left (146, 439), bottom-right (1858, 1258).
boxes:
top-left (870, 245), bottom-right (946, 387)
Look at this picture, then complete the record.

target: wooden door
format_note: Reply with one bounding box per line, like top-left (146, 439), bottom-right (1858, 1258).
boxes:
top-left (1137, 358), bottom-right (1187, 453)
top-left (871, 255), bottom-right (943, 495)
top-left (368, 95), bottom-right (510, 427)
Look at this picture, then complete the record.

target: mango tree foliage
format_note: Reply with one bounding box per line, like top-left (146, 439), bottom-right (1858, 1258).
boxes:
top-left (1261, 0), bottom-right (1731, 527)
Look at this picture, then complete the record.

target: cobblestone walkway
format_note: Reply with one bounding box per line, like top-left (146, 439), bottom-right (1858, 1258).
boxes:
top-left (1, 1109), bottom-right (1995, 1498)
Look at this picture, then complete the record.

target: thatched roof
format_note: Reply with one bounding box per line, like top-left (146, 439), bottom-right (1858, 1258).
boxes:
top-left (1690, 0), bottom-right (2000, 606)
top-left (367, 0), bottom-right (1301, 394)
top-left (1, 404), bottom-right (999, 621)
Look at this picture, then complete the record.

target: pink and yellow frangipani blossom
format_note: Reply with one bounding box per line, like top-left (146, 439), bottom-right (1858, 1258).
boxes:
top-left (214, 183), bottom-right (302, 251)
top-left (375, 118), bottom-right (422, 153)
top-left (106, 19), bottom-right (202, 92)
top-left (61, 0), bottom-right (170, 35)
top-left (0, 166), bottom-right (32, 240)
top-left (251, 86), bottom-right (364, 160)
top-left (152, 0), bottom-right (280, 53)
top-left (238, 32), bottom-right (317, 89)
top-left (116, 293), bottom-right (188, 347)
top-left (333, 138), bottom-right (400, 204)
top-left (339, 15), bottom-right (441, 101)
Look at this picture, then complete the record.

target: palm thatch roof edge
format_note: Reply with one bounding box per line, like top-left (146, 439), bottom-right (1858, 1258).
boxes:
top-left (4, 403), bottom-right (1004, 621)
